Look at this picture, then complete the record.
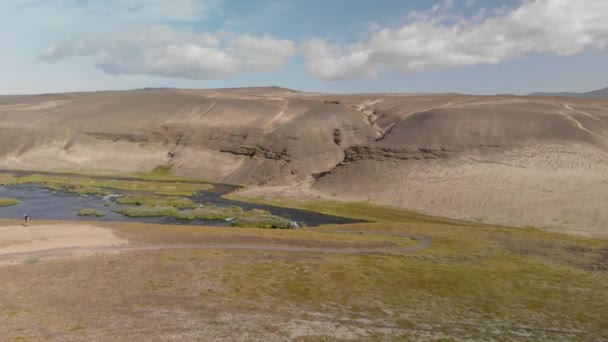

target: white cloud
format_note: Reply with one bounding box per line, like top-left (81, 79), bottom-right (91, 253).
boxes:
top-left (40, 27), bottom-right (296, 79)
top-left (302, 40), bottom-right (374, 80)
top-left (303, 0), bottom-right (608, 80)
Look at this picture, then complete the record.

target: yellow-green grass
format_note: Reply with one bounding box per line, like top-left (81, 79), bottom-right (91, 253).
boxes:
top-left (0, 219), bottom-right (604, 340)
top-left (115, 203), bottom-right (295, 229)
top-left (194, 222), bottom-right (608, 338)
top-left (129, 165), bottom-right (210, 183)
top-left (230, 209), bottom-right (294, 229)
top-left (116, 194), bottom-right (197, 208)
top-left (19, 168), bottom-right (124, 177)
top-left (0, 197), bottom-right (20, 207)
top-left (1, 169), bottom-right (606, 338)
top-left (153, 190), bottom-right (198, 197)
top-left (6, 166), bottom-right (218, 185)
top-left (0, 173), bottom-right (213, 194)
top-left (77, 208), bottom-right (105, 217)
top-left (66, 186), bottom-right (112, 196)
top-left (96, 220), bottom-right (419, 249)
top-left (118, 206), bottom-right (179, 217)
top-left (174, 206), bottom-right (243, 220)
top-left (224, 193), bottom-right (474, 225)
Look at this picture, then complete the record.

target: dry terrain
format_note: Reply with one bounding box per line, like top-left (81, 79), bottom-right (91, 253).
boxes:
top-left (1, 88), bottom-right (608, 234)
top-left (0, 219), bottom-right (606, 341)
top-left (0, 224), bottom-right (126, 258)
top-left (531, 86), bottom-right (608, 99)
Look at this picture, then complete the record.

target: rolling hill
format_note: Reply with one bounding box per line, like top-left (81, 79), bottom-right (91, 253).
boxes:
top-left (1, 87), bottom-right (607, 236)
top-left (530, 86), bottom-right (608, 99)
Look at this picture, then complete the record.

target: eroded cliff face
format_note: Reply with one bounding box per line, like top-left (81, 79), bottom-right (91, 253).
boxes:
top-left (1, 88), bottom-right (608, 234)
top-left (0, 88), bottom-right (378, 185)
top-left (342, 146), bottom-right (452, 162)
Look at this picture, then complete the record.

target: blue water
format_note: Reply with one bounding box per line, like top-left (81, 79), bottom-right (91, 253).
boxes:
top-left (0, 184), bottom-right (361, 227)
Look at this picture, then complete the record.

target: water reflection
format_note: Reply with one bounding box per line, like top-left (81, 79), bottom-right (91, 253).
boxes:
top-left (0, 184), bottom-right (361, 227)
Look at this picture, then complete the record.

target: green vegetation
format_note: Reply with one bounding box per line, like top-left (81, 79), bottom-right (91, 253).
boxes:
top-left (153, 190), bottom-right (198, 197)
top-left (174, 206), bottom-right (295, 228)
top-left (25, 168), bottom-right (124, 177)
top-left (0, 169), bottom-right (606, 339)
top-left (174, 206), bottom-right (242, 220)
top-left (117, 194), bottom-right (197, 208)
top-left (0, 197), bottom-right (21, 207)
top-left (78, 208), bottom-right (106, 217)
top-left (118, 206), bottom-right (178, 217)
top-left (0, 173), bottom-right (213, 194)
top-left (68, 220), bottom-right (604, 339)
top-left (231, 209), bottom-right (294, 229)
top-left (114, 201), bottom-right (295, 229)
top-left (196, 222), bottom-right (608, 338)
top-left (224, 193), bottom-right (472, 225)
top-left (19, 166), bottom-right (214, 184)
top-left (1, 171), bottom-right (295, 229)
top-left (109, 221), bottom-right (418, 249)
top-left (129, 165), bottom-right (205, 182)
top-left (129, 166), bottom-right (242, 187)
top-left (67, 186), bottom-right (112, 196)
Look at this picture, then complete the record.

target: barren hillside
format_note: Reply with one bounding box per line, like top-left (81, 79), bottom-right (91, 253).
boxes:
top-left (1, 88), bottom-right (608, 235)
top-left (531, 86), bottom-right (608, 99)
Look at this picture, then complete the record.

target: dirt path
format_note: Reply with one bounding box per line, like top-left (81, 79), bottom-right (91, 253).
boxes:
top-left (561, 103), bottom-right (604, 139)
top-left (0, 231), bottom-right (432, 262)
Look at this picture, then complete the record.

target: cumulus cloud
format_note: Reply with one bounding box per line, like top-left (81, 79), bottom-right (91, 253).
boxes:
top-left (303, 0), bottom-right (608, 80)
top-left (40, 27), bottom-right (296, 79)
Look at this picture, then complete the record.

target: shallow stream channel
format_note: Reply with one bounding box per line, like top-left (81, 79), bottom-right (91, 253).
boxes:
top-left (0, 172), bottom-right (361, 227)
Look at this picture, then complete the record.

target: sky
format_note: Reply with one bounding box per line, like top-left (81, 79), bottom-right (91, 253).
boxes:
top-left (1, 0), bottom-right (607, 95)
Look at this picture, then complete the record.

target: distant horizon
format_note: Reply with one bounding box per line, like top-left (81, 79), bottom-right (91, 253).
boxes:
top-left (2, 84), bottom-right (607, 98)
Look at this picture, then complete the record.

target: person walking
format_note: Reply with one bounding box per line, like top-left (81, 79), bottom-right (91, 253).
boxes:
top-left (24, 214), bottom-right (29, 226)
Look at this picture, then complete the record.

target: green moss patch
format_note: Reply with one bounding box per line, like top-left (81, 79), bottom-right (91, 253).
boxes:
top-left (67, 186), bottom-right (112, 196)
top-left (224, 193), bottom-right (472, 225)
top-left (118, 206), bottom-right (179, 217)
top-left (117, 194), bottom-right (197, 208)
top-left (78, 208), bottom-right (106, 217)
top-left (0, 173), bottom-right (213, 194)
top-left (0, 197), bottom-right (21, 207)
top-left (153, 190), bottom-right (198, 197)
top-left (230, 209), bottom-right (294, 229)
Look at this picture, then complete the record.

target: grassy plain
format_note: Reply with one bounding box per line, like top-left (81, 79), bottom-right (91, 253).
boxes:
top-left (0, 172), bottom-right (214, 194)
top-left (0, 170), bottom-right (606, 340)
top-left (0, 219), bottom-right (605, 341)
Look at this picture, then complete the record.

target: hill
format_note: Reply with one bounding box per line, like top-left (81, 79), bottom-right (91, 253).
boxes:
top-left (1, 88), bottom-right (607, 235)
top-left (530, 86), bottom-right (608, 99)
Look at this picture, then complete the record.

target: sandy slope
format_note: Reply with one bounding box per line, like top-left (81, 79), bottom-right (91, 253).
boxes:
top-left (1, 88), bottom-right (608, 234)
top-left (0, 223), bottom-right (127, 259)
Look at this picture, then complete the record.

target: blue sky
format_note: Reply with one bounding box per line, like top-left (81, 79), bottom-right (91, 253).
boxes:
top-left (1, 0), bottom-right (607, 95)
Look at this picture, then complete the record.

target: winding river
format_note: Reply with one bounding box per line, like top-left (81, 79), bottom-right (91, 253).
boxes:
top-left (0, 171), bottom-right (361, 227)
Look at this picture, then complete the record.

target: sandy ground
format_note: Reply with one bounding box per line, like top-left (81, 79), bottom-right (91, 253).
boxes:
top-left (317, 143), bottom-right (608, 238)
top-left (237, 142), bottom-right (608, 238)
top-left (0, 223), bottom-right (128, 258)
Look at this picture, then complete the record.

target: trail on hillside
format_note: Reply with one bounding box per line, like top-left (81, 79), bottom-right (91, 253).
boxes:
top-left (0, 231), bottom-right (432, 262)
